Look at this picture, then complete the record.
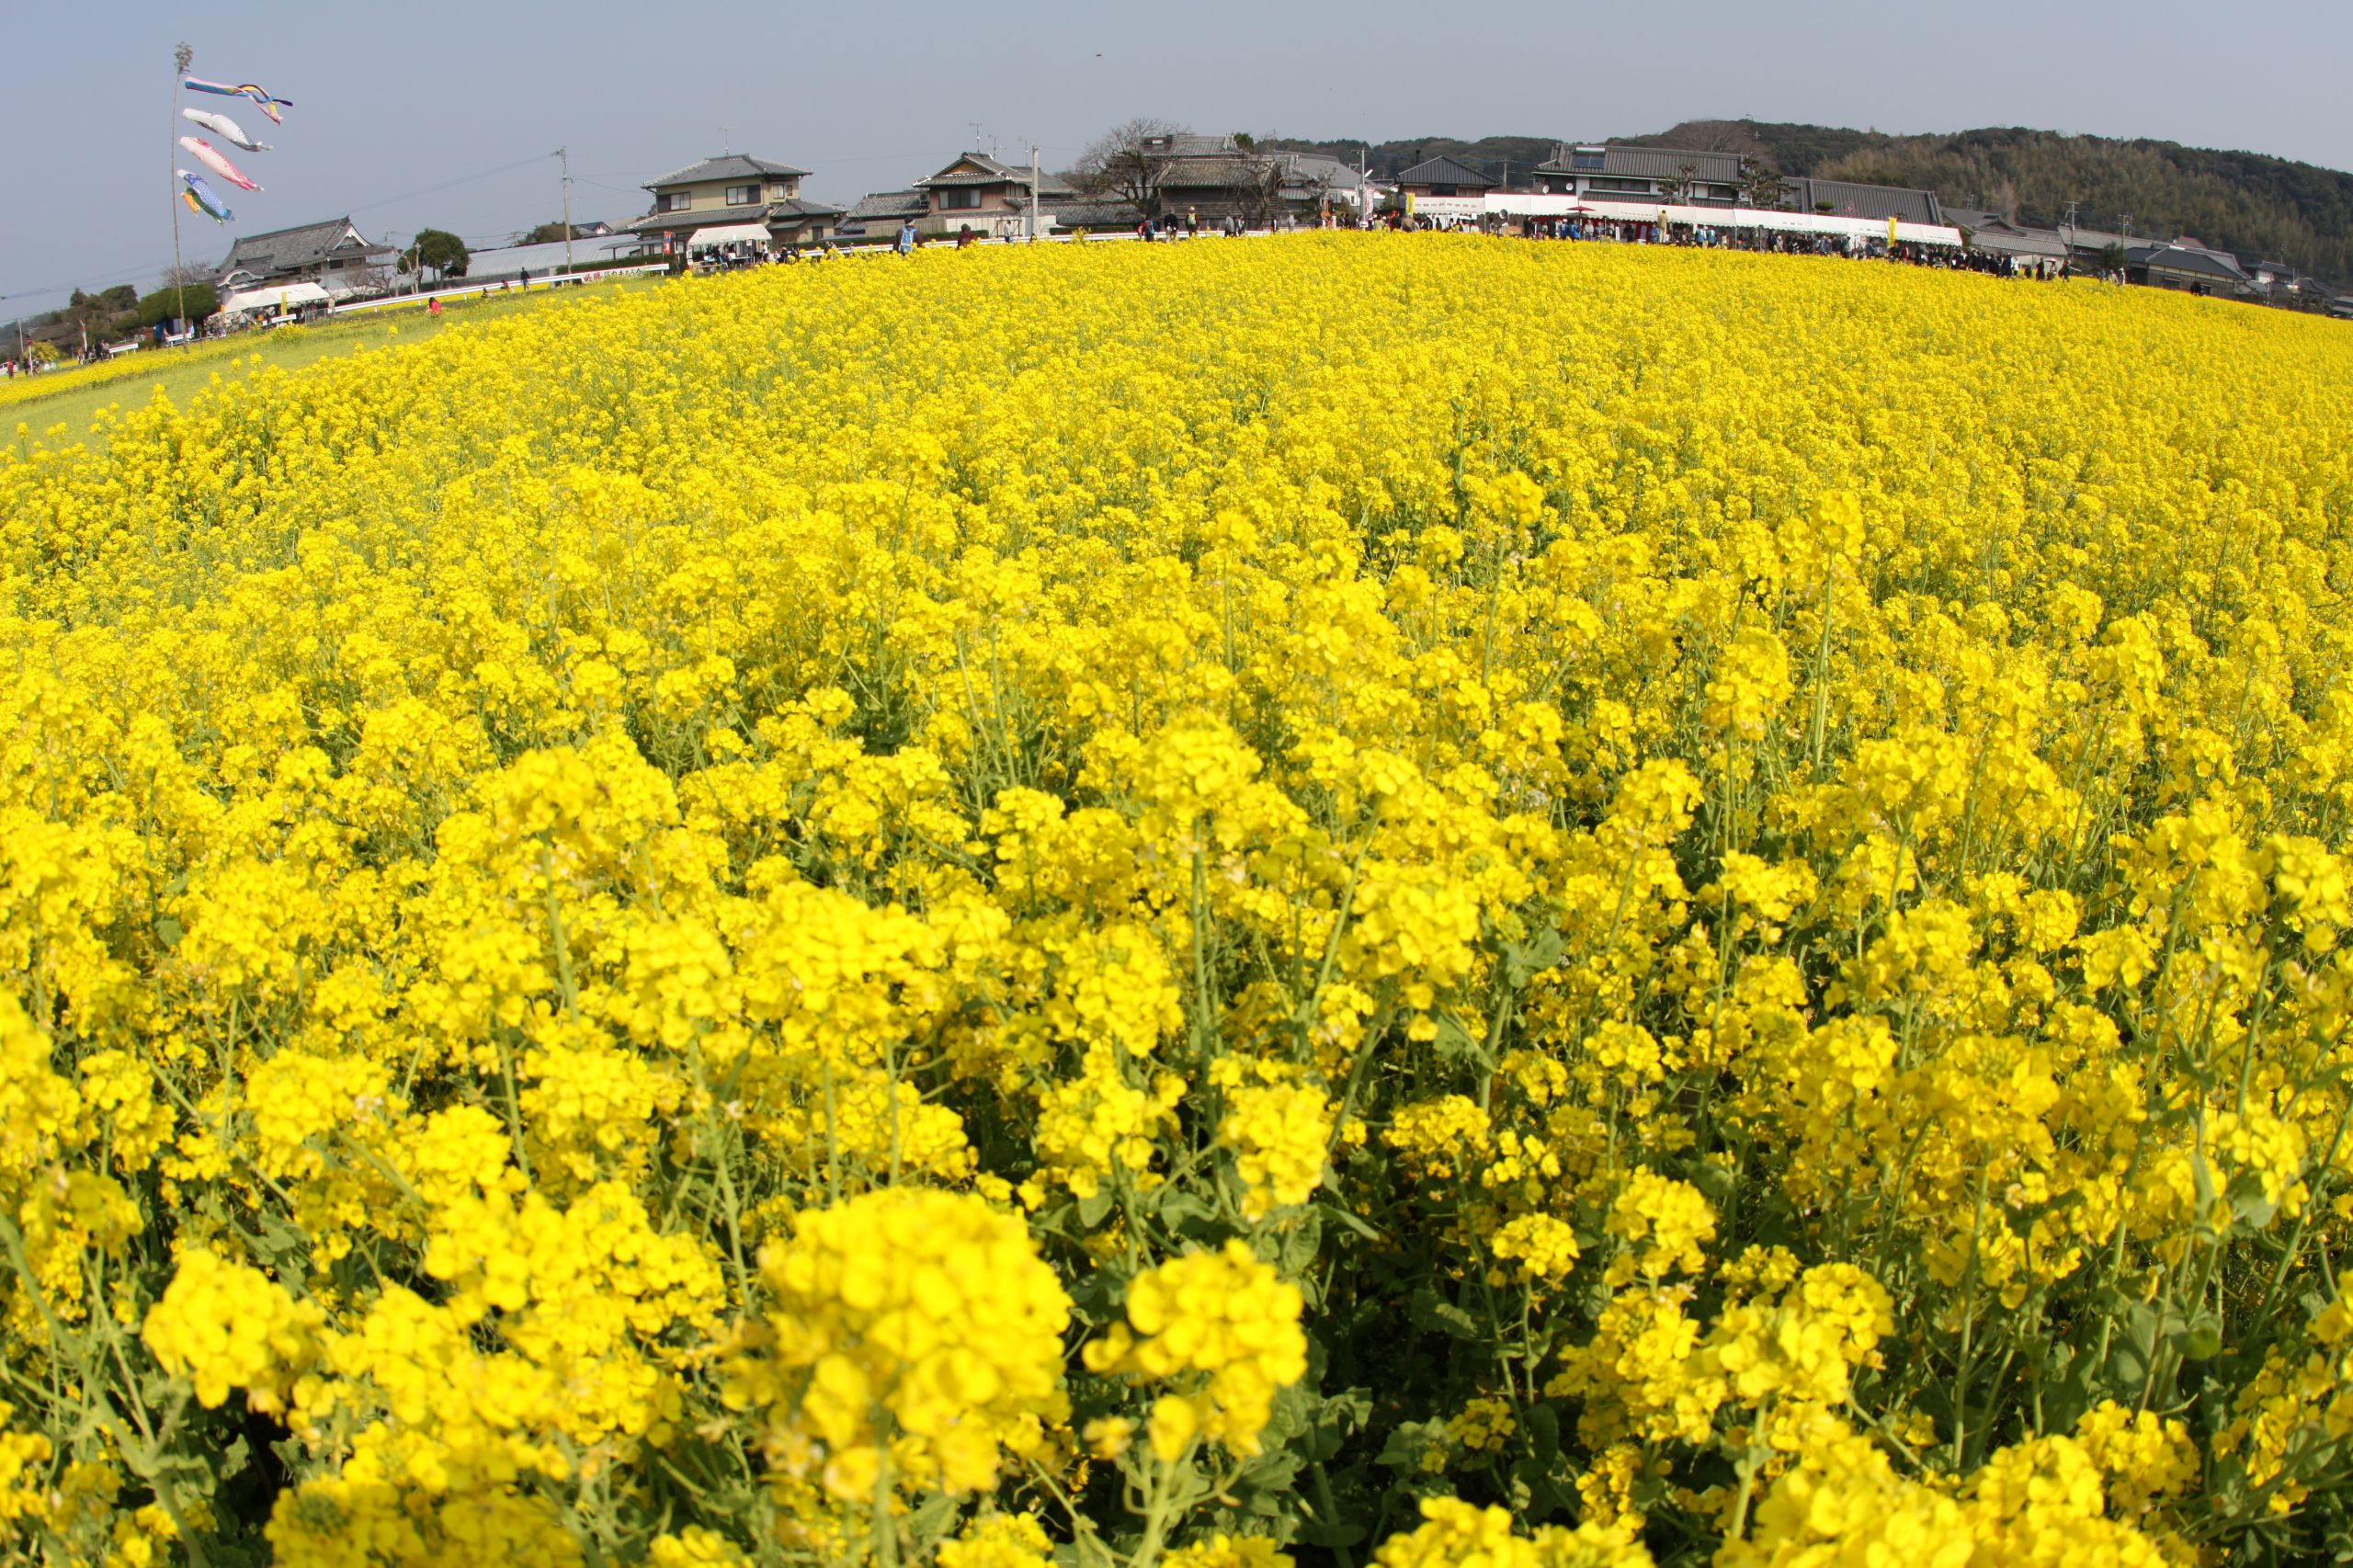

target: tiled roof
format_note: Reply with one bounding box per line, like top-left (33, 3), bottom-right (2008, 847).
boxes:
top-left (916, 153), bottom-right (1077, 196)
top-left (1394, 155), bottom-right (1495, 189)
top-left (2056, 225), bottom-right (2137, 251)
top-left (1782, 177), bottom-right (1941, 224)
top-left (625, 197), bottom-right (844, 236)
top-left (645, 154), bottom-right (811, 189)
top-left (1532, 144), bottom-right (1744, 184)
top-left (220, 217), bottom-right (388, 278)
top-left (2129, 243), bottom-right (2249, 282)
top-left (844, 190), bottom-right (928, 222)
top-left (1050, 199), bottom-right (1145, 230)
top-left (1156, 156), bottom-right (1279, 190)
top-left (1144, 133), bottom-right (1241, 156)
top-left (1283, 154), bottom-right (1367, 189)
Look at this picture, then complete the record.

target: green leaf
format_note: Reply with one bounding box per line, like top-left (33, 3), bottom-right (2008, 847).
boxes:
top-left (1502, 926), bottom-right (1564, 988)
top-left (1277, 1210), bottom-right (1326, 1278)
top-left (1318, 1200), bottom-right (1384, 1243)
top-left (1157, 1188), bottom-right (1215, 1227)
top-left (2174, 1312), bottom-right (2223, 1362)
top-left (1430, 1013), bottom-right (1485, 1068)
top-left (1376, 1417), bottom-right (1450, 1471)
top-left (1410, 1286), bottom-right (1483, 1342)
top-left (1304, 1388), bottom-right (1372, 1463)
top-left (1075, 1186), bottom-right (1116, 1228)
top-left (1526, 1402), bottom-right (1561, 1469)
top-left (2227, 1170), bottom-right (2280, 1233)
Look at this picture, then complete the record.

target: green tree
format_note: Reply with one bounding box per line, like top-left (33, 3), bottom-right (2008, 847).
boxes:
top-left (404, 229), bottom-right (471, 283)
top-left (137, 282), bottom-right (217, 328)
top-left (63, 287), bottom-right (135, 341)
top-left (1741, 161), bottom-right (1790, 210)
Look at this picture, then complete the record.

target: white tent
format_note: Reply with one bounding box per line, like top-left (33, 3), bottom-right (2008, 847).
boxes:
top-left (687, 223), bottom-right (771, 253)
top-left (221, 281), bottom-right (333, 315)
top-left (1483, 193), bottom-right (1961, 247)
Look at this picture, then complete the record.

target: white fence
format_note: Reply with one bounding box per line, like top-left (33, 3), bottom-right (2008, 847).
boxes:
top-left (328, 264), bottom-right (671, 317)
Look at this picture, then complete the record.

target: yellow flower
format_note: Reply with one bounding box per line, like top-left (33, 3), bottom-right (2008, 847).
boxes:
top-left (142, 1249), bottom-right (322, 1412)
top-left (1084, 1242), bottom-right (1307, 1459)
top-left (750, 1187), bottom-right (1070, 1497)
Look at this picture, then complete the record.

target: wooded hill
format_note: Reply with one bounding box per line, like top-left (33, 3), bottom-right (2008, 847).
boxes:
top-left (1262, 120), bottom-right (2353, 285)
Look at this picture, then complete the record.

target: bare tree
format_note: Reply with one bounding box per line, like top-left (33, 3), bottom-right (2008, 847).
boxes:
top-left (1073, 118), bottom-right (1188, 218)
top-left (1234, 155), bottom-right (1290, 227)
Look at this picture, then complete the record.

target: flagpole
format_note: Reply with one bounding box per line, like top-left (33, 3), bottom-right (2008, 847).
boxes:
top-left (171, 42), bottom-right (192, 343)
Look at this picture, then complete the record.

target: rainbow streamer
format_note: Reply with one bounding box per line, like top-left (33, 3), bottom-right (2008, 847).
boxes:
top-left (182, 76), bottom-right (292, 124)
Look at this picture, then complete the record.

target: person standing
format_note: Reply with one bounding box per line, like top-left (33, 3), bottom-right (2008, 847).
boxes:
top-left (896, 219), bottom-right (916, 256)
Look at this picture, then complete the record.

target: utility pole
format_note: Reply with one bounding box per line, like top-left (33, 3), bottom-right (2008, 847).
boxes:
top-left (560, 147), bottom-right (574, 276)
top-left (1029, 143), bottom-right (1040, 242)
top-left (170, 42), bottom-right (192, 342)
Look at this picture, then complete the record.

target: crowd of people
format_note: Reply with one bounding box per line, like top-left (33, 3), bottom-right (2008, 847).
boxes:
top-left (1265, 205), bottom-right (2075, 278)
top-left (6, 207), bottom-right (2101, 371)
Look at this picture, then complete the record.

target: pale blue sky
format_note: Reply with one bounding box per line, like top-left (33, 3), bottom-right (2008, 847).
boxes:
top-left (4, 0), bottom-right (2347, 314)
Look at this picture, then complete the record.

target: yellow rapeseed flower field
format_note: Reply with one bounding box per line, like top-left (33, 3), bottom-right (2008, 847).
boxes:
top-left (3, 232), bottom-right (2352, 1565)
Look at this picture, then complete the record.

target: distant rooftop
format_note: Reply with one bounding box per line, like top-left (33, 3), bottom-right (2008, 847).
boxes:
top-left (1394, 155), bottom-right (1496, 189)
top-left (645, 154), bottom-right (812, 189)
top-left (1534, 143), bottom-right (1745, 184)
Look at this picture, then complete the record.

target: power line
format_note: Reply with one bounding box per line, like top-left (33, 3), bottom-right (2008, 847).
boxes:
top-left (345, 150), bottom-right (563, 217)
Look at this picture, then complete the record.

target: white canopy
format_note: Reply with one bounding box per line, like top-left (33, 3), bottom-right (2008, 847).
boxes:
top-left (1483, 193), bottom-right (1962, 247)
top-left (222, 281), bottom-right (333, 314)
top-left (688, 223), bottom-right (772, 251)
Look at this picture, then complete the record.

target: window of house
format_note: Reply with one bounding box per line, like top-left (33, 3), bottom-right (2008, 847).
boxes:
top-left (1429, 184), bottom-right (1457, 198)
top-left (658, 191), bottom-right (692, 212)
top-left (768, 183), bottom-right (793, 200)
top-left (726, 184), bottom-right (759, 206)
top-left (939, 187), bottom-right (983, 210)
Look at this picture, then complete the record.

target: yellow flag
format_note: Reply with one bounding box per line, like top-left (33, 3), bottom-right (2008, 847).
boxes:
top-left (1887, 215), bottom-right (1899, 246)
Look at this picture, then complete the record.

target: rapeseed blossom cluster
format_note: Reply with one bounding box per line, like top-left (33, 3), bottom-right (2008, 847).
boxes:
top-left (0, 232), bottom-right (2351, 1562)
